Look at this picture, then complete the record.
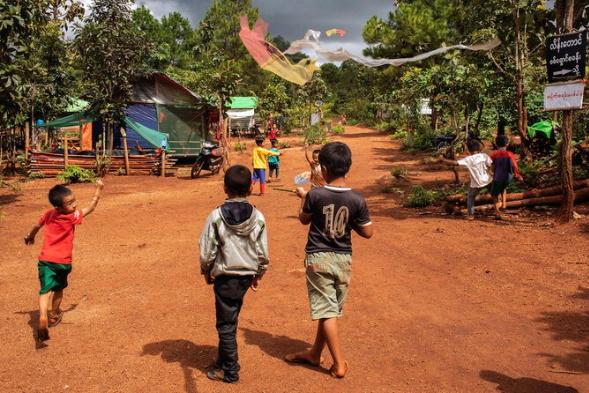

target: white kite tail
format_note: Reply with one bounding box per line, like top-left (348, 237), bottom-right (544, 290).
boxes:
top-left (285, 32), bottom-right (502, 67)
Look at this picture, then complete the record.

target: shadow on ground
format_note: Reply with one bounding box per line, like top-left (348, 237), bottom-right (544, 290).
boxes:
top-left (141, 340), bottom-right (217, 393)
top-left (480, 370), bottom-right (579, 393)
top-left (15, 303), bottom-right (78, 349)
top-left (0, 193), bottom-right (20, 207)
top-left (241, 327), bottom-right (330, 375)
top-left (535, 286), bottom-right (589, 374)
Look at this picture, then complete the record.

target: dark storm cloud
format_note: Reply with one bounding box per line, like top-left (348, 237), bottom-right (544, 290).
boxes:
top-left (132, 0), bottom-right (394, 55)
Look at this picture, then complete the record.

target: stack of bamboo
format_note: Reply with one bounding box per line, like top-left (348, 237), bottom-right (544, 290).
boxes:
top-left (29, 151), bottom-right (177, 177)
top-left (445, 179), bottom-right (589, 214)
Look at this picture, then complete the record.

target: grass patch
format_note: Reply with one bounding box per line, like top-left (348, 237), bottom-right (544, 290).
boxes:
top-left (28, 172), bottom-right (45, 179)
top-left (58, 165), bottom-right (95, 184)
top-left (279, 141), bottom-right (291, 149)
top-left (404, 185), bottom-right (440, 207)
top-left (332, 125), bottom-right (345, 134)
top-left (391, 167), bottom-right (408, 179)
top-left (234, 142), bottom-right (247, 153)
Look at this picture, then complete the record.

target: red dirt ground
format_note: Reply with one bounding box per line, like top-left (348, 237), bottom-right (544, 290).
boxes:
top-left (1, 126), bottom-right (588, 393)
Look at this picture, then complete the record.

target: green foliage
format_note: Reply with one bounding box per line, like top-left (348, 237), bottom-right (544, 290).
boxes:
top-left (303, 125), bottom-right (328, 145)
top-left (391, 167), bottom-right (408, 179)
top-left (380, 186), bottom-right (405, 195)
top-left (332, 125), bottom-right (345, 134)
top-left (404, 185), bottom-right (440, 208)
top-left (234, 142), bottom-right (247, 152)
top-left (10, 183), bottom-right (21, 192)
top-left (389, 130), bottom-right (407, 140)
top-left (403, 124), bottom-right (437, 152)
top-left (74, 0), bottom-right (153, 124)
top-left (29, 172), bottom-right (46, 179)
top-left (58, 165), bottom-right (94, 184)
top-left (279, 141), bottom-right (291, 149)
top-left (0, 211), bottom-right (5, 221)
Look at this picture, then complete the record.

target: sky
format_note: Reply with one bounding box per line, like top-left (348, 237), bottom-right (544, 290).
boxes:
top-left (80, 0), bottom-right (394, 58)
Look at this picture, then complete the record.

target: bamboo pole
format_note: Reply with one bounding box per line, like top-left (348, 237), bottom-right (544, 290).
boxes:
top-left (64, 134), bottom-right (69, 168)
top-left (160, 149), bottom-right (166, 178)
top-left (121, 127), bottom-right (130, 175)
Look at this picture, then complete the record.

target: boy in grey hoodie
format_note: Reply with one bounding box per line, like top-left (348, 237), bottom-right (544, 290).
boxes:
top-left (199, 165), bottom-right (269, 383)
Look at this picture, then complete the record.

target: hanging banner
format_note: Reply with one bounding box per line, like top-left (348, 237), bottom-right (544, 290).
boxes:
top-left (546, 31), bottom-right (587, 83)
top-left (544, 81), bottom-right (585, 111)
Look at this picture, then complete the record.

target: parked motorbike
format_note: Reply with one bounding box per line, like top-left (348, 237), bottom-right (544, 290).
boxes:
top-left (191, 141), bottom-right (225, 179)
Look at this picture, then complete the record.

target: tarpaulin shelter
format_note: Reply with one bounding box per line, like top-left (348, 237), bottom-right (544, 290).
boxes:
top-left (528, 121), bottom-right (558, 139)
top-left (227, 96), bottom-right (257, 130)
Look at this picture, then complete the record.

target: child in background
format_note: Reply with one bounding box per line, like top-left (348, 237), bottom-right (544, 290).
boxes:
top-left (24, 180), bottom-right (105, 343)
top-left (490, 135), bottom-right (523, 219)
top-left (304, 142), bottom-right (326, 188)
top-left (439, 140), bottom-right (492, 220)
top-left (199, 165), bottom-right (269, 383)
top-left (252, 136), bottom-right (281, 196)
top-left (287, 142), bottom-right (373, 379)
top-left (268, 139), bottom-right (281, 182)
top-left (268, 124), bottom-right (279, 142)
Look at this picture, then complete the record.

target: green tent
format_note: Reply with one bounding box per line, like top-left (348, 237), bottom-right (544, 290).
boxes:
top-left (227, 96), bottom-right (258, 109)
top-left (528, 121), bottom-right (558, 139)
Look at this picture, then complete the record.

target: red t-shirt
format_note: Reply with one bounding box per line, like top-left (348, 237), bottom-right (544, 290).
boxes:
top-left (38, 209), bottom-right (83, 264)
top-left (268, 129), bottom-right (278, 140)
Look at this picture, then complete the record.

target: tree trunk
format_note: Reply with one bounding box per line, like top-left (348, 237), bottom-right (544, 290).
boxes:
top-left (105, 123), bottom-right (114, 176)
top-left (473, 103), bottom-right (484, 137)
top-left (558, 0), bottom-right (576, 223)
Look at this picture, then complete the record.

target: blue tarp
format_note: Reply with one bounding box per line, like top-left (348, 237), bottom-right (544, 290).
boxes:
top-left (124, 104), bottom-right (158, 149)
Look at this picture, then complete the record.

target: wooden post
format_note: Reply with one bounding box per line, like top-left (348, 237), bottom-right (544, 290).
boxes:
top-left (121, 127), bottom-right (130, 175)
top-left (160, 149), bottom-right (166, 178)
top-left (64, 134), bottom-right (69, 168)
top-left (24, 121), bottom-right (30, 160)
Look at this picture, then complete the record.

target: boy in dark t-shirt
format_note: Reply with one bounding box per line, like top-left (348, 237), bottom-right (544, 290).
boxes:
top-left (285, 142), bottom-right (373, 379)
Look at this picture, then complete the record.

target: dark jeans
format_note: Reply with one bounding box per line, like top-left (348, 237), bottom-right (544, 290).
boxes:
top-left (269, 163), bottom-right (279, 178)
top-left (214, 275), bottom-right (254, 382)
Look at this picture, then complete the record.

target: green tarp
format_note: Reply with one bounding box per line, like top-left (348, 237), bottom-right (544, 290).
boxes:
top-left (227, 96), bottom-right (258, 109)
top-left (528, 121), bottom-right (558, 139)
top-left (35, 112), bottom-right (95, 128)
top-left (124, 116), bottom-right (169, 152)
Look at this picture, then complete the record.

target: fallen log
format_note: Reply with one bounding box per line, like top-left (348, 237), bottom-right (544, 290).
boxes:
top-left (445, 187), bottom-right (589, 214)
top-left (446, 179), bottom-right (589, 205)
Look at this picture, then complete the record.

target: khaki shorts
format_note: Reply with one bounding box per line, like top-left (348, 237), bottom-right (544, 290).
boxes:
top-left (305, 252), bottom-right (352, 320)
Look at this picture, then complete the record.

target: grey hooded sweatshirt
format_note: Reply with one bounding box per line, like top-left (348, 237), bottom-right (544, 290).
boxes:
top-left (199, 198), bottom-right (269, 278)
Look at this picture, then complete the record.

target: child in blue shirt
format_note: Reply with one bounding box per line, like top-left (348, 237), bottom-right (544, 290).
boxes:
top-left (268, 139), bottom-right (281, 181)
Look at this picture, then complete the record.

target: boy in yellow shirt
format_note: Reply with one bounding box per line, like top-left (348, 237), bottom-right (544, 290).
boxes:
top-left (252, 137), bottom-right (281, 196)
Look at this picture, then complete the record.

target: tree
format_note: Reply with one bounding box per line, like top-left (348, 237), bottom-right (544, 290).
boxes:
top-left (74, 0), bottom-right (153, 173)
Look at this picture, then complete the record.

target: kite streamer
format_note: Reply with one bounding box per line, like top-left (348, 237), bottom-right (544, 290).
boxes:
top-left (326, 28), bottom-right (346, 37)
top-left (285, 30), bottom-right (501, 67)
top-left (239, 15), bottom-right (319, 85)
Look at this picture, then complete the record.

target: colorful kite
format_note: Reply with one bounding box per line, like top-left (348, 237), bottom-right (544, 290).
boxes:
top-left (239, 15), bottom-right (319, 85)
top-left (285, 30), bottom-right (501, 67)
top-left (326, 28), bottom-right (346, 37)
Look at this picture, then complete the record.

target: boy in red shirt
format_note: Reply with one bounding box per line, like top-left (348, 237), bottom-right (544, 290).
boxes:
top-left (24, 180), bottom-right (105, 343)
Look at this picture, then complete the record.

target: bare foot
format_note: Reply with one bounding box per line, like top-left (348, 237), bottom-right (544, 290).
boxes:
top-left (330, 361), bottom-right (349, 378)
top-left (37, 318), bottom-right (50, 342)
top-left (284, 351), bottom-right (324, 367)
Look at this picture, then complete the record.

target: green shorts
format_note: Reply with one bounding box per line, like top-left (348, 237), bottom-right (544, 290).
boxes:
top-left (305, 252), bottom-right (352, 320)
top-left (491, 180), bottom-right (512, 196)
top-left (38, 261), bottom-right (72, 295)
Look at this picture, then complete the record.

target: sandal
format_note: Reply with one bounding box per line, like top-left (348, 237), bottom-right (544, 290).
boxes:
top-left (284, 352), bottom-right (324, 367)
top-left (329, 361), bottom-right (349, 379)
top-left (48, 310), bottom-right (63, 327)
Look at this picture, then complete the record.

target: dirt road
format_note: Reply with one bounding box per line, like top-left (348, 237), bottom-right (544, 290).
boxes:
top-left (1, 126), bottom-right (588, 392)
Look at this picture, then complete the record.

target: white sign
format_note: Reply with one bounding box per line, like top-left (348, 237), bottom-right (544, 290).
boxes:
top-left (544, 81), bottom-right (585, 111)
top-left (311, 113), bottom-right (321, 125)
top-left (420, 98), bottom-right (432, 115)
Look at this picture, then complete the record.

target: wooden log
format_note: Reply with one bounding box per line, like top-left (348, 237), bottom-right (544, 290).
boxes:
top-left (446, 179), bottom-right (589, 205)
top-left (445, 187), bottom-right (589, 214)
top-left (160, 150), bottom-right (166, 178)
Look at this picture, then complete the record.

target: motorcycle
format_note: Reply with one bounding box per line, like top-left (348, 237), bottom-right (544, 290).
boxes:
top-left (191, 141), bottom-right (226, 179)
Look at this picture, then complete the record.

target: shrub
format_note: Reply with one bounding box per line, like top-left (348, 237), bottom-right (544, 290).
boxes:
top-left (29, 172), bottom-right (45, 179)
top-left (58, 165), bottom-right (95, 184)
top-left (391, 167), bottom-right (408, 179)
top-left (389, 130), bottom-right (407, 140)
top-left (402, 124), bottom-right (437, 152)
top-left (279, 141), bottom-right (291, 149)
top-left (10, 183), bottom-right (21, 192)
top-left (303, 125), bottom-right (328, 145)
top-left (404, 185), bottom-right (439, 207)
top-left (381, 186), bottom-right (405, 195)
top-left (332, 125), bottom-right (345, 134)
top-left (234, 142), bottom-right (247, 153)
